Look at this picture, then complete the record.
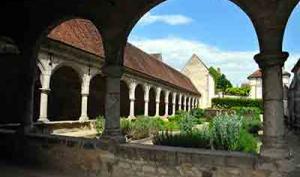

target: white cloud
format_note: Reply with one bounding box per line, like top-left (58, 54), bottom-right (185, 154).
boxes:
top-left (138, 13), bottom-right (193, 26)
top-left (129, 36), bottom-right (300, 85)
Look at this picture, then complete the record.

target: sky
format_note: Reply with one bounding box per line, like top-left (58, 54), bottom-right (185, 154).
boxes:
top-left (128, 0), bottom-right (300, 86)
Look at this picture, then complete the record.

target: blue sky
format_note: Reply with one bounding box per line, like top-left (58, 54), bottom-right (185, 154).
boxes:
top-left (128, 0), bottom-right (300, 86)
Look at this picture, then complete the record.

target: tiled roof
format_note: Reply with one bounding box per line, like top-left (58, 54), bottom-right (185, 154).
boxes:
top-left (248, 69), bottom-right (291, 79)
top-left (248, 69), bottom-right (262, 79)
top-left (48, 19), bottom-right (199, 94)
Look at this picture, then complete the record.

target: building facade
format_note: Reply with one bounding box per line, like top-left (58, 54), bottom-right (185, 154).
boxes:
top-left (182, 54), bottom-right (215, 108)
top-left (248, 69), bottom-right (291, 99)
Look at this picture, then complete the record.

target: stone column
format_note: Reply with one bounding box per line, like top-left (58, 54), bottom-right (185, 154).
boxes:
top-left (178, 94), bottom-right (182, 111)
top-left (254, 52), bottom-right (289, 158)
top-left (172, 92), bottom-right (177, 116)
top-left (164, 90), bottom-right (170, 117)
top-left (143, 84), bottom-right (150, 117)
top-left (155, 87), bottom-right (161, 117)
top-left (79, 74), bottom-right (91, 121)
top-left (128, 81), bottom-right (137, 119)
top-left (101, 65), bottom-right (125, 143)
top-left (183, 95), bottom-right (187, 111)
top-left (38, 73), bottom-right (51, 122)
top-left (187, 97), bottom-right (191, 112)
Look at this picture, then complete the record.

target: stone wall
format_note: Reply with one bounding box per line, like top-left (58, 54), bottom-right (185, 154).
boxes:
top-left (0, 132), bottom-right (272, 177)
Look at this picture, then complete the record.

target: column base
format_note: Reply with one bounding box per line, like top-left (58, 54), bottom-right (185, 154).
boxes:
top-left (127, 116), bottom-right (136, 120)
top-left (100, 129), bottom-right (126, 144)
top-left (37, 117), bottom-right (49, 123)
top-left (79, 116), bottom-right (89, 122)
top-left (259, 136), bottom-right (294, 176)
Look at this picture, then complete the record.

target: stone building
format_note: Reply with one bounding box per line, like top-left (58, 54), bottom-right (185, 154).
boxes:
top-left (182, 54), bottom-right (215, 108)
top-left (288, 59), bottom-right (300, 129)
top-left (33, 19), bottom-right (201, 123)
top-left (247, 69), bottom-right (291, 99)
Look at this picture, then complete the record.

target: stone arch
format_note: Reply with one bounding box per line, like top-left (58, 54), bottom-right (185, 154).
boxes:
top-left (48, 66), bottom-right (82, 121)
top-left (51, 62), bottom-right (84, 81)
top-left (135, 84), bottom-right (144, 116)
top-left (120, 80), bottom-right (130, 117)
top-left (88, 74), bottom-right (106, 119)
top-left (149, 87), bottom-right (156, 117)
top-left (159, 90), bottom-right (166, 116)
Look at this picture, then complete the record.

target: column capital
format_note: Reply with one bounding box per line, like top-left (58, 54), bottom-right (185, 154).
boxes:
top-left (254, 52), bottom-right (289, 69)
top-left (102, 64), bottom-right (123, 78)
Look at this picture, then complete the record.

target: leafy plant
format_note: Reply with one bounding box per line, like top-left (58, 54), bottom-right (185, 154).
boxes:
top-left (236, 129), bottom-right (258, 153)
top-left (95, 116), bottom-right (104, 135)
top-left (178, 113), bottom-right (196, 134)
top-left (153, 129), bottom-right (211, 149)
top-left (210, 114), bottom-right (243, 151)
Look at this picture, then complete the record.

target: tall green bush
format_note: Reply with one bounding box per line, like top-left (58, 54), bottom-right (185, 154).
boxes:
top-left (210, 114), bottom-right (242, 150)
top-left (212, 98), bottom-right (263, 112)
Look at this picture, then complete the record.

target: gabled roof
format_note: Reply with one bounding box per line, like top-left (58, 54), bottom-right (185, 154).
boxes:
top-left (248, 69), bottom-right (291, 79)
top-left (248, 69), bottom-right (262, 79)
top-left (183, 54), bottom-right (209, 71)
top-left (47, 19), bottom-right (199, 95)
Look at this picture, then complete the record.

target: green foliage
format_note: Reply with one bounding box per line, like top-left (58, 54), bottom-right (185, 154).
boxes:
top-left (178, 113), bottom-right (196, 134)
top-left (153, 129), bottom-right (211, 149)
top-left (236, 129), bottom-right (258, 153)
top-left (225, 87), bottom-right (250, 97)
top-left (210, 114), bottom-right (242, 150)
top-left (212, 98), bottom-right (263, 112)
top-left (120, 118), bottom-right (133, 136)
top-left (209, 67), bottom-right (221, 82)
top-left (217, 74), bottom-right (232, 92)
top-left (231, 107), bottom-right (262, 116)
top-left (190, 108), bottom-right (205, 119)
top-left (128, 117), bottom-right (165, 140)
top-left (241, 118), bottom-right (263, 135)
top-left (95, 116), bottom-right (104, 135)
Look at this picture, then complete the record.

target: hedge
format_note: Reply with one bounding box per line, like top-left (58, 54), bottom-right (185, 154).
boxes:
top-left (212, 98), bottom-right (263, 112)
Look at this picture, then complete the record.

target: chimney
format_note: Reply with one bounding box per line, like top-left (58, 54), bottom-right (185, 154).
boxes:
top-left (150, 53), bottom-right (163, 61)
top-left (217, 67), bottom-right (221, 73)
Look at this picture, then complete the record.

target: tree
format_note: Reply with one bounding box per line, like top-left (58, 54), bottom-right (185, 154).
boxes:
top-left (217, 74), bottom-right (232, 92)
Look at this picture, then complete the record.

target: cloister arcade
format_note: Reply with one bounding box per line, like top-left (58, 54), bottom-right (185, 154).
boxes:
top-left (33, 27), bottom-right (200, 123)
top-left (0, 0), bottom-right (299, 176)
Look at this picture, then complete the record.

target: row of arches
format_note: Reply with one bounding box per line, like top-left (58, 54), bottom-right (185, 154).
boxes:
top-left (34, 65), bottom-right (199, 122)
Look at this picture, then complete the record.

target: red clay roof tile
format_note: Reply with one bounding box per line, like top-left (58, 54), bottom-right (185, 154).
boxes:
top-left (48, 19), bottom-right (199, 94)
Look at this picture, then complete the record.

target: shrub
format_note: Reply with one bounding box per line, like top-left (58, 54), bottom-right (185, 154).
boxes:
top-left (120, 118), bottom-right (133, 136)
top-left (236, 129), bottom-right (258, 153)
top-left (241, 118), bottom-right (263, 135)
top-left (128, 117), bottom-right (164, 140)
top-left (178, 113), bottom-right (197, 134)
top-left (153, 129), bottom-right (211, 149)
top-left (210, 114), bottom-right (243, 151)
top-left (212, 98), bottom-right (263, 112)
top-left (225, 87), bottom-right (250, 97)
top-left (231, 106), bottom-right (262, 117)
top-left (190, 108), bottom-right (205, 119)
top-left (95, 116), bottom-right (104, 135)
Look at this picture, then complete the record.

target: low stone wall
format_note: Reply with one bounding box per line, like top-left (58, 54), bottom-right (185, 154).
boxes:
top-left (0, 132), bottom-right (273, 177)
top-left (33, 120), bottom-right (96, 134)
